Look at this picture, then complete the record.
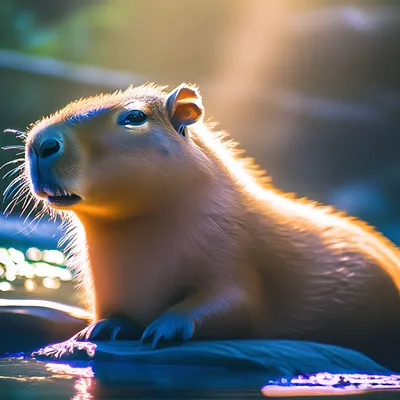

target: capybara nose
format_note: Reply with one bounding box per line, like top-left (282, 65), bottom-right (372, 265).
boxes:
top-left (38, 138), bottom-right (62, 159)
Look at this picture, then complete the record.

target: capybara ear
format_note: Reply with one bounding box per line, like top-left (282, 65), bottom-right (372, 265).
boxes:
top-left (165, 84), bottom-right (204, 136)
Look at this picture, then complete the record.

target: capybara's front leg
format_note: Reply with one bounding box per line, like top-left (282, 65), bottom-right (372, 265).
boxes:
top-left (141, 284), bottom-right (253, 348)
top-left (75, 316), bottom-right (143, 342)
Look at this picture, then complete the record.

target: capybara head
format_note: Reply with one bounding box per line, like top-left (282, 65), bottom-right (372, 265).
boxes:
top-left (22, 83), bottom-right (208, 219)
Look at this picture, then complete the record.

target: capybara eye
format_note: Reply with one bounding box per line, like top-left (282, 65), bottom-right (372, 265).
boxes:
top-left (117, 110), bottom-right (147, 126)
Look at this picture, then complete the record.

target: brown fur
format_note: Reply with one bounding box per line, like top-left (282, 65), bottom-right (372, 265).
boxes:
top-left (15, 83), bottom-right (400, 364)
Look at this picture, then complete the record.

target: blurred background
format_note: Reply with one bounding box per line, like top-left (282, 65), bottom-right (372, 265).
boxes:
top-left (0, 0), bottom-right (399, 309)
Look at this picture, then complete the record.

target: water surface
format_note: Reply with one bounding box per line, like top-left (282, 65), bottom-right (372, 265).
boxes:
top-left (2, 357), bottom-right (400, 400)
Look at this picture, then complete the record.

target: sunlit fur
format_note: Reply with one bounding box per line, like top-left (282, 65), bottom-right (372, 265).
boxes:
top-left (193, 124), bottom-right (400, 291)
top-left (4, 83), bottom-right (400, 353)
top-left (1, 134), bottom-right (95, 315)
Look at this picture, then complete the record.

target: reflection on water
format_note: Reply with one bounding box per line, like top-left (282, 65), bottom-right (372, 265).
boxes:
top-left (0, 357), bottom-right (77, 399)
top-left (46, 363), bottom-right (95, 400)
top-left (263, 373), bottom-right (400, 397)
top-left (73, 377), bottom-right (94, 400)
top-left (46, 362), bottom-right (94, 378)
top-left (1, 357), bottom-right (400, 399)
top-left (0, 357), bottom-right (265, 400)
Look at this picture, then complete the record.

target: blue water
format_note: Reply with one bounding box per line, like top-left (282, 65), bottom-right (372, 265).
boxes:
top-left (2, 356), bottom-right (400, 400)
top-left (0, 357), bottom-right (267, 399)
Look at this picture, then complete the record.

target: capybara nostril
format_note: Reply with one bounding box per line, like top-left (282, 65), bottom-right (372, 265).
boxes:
top-left (38, 138), bottom-right (61, 159)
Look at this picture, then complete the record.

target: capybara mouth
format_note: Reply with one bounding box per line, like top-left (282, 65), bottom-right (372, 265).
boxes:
top-left (47, 194), bottom-right (82, 207)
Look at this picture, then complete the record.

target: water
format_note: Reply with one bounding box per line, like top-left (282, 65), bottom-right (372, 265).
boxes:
top-left (0, 357), bottom-right (266, 399)
top-left (1, 357), bottom-right (400, 400)
top-left (1, 305), bottom-right (400, 399)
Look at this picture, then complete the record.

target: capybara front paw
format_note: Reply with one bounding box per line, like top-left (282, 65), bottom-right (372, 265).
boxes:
top-left (141, 312), bottom-right (195, 348)
top-left (76, 317), bottom-right (142, 342)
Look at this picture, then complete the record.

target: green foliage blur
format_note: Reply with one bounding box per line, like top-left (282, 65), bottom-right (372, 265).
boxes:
top-left (0, 0), bottom-right (233, 82)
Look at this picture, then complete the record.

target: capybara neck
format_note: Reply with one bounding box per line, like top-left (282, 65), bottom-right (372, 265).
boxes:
top-left (75, 154), bottom-right (242, 323)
